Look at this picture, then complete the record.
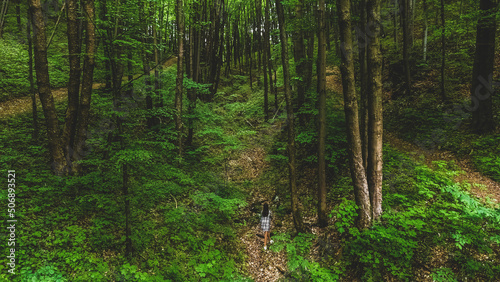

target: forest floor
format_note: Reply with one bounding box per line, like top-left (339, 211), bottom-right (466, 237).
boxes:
top-left (228, 122), bottom-right (290, 281)
top-left (2, 62), bottom-right (498, 280)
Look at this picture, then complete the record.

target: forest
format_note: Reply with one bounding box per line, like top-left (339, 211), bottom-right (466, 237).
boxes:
top-left (0, 0), bottom-right (499, 280)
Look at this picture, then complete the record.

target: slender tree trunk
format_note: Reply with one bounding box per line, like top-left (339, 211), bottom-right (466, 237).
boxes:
top-left (317, 0), bottom-right (327, 228)
top-left (255, 0), bottom-right (262, 84)
top-left (154, 17), bottom-right (162, 109)
top-left (276, 0), bottom-right (304, 233)
top-left (440, 0), bottom-right (446, 101)
top-left (175, 0), bottom-right (184, 162)
top-left (359, 0), bottom-right (368, 170)
top-left (73, 0), bottom-right (96, 172)
top-left (27, 8), bottom-right (38, 140)
top-left (292, 0), bottom-right (306, 125)
top-left (338, 0), bottom-right (372, 229)
top-left (29, 0), bottom-right (67, 175)
top-left (471, 0), bottom-right (497, 133)
top-left (16, 1), bottom-right (20, 34)
top-left (367, 0), bottom-right (383, 221)
top-left (62, 0), bottom-right (81, 167)
top-left (263, 37), bottom-right (269, 120)
top-left (423, 0), bottom-right (428, 61)
top-left (402, 0), bottom-right (411, 95)
top-left (393, 0), bottom-right (398, 51)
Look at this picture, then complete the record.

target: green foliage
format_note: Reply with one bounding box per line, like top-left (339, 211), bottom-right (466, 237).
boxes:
top-left (21, 265), bottom-right (67, 282)
top-left (272, 233), bottom-right (338, 281)
top-left (472, 134), bottom-right (500, 182)
top-left (0, 39), bottom-right (29, 102)
top-left (431, 268), bottom-right (458, 282)
top-left (332, 146), bottom-right (500, 281)
top-left (330, 198), bottom-right (359, 237)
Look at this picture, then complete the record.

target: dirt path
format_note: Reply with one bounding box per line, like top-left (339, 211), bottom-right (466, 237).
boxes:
top-left (326, 65), bottom-right (500, 206)
top-left (0, 56), bottom-right (178, 119)
top-left (227, 141), bottom-right (289, 281)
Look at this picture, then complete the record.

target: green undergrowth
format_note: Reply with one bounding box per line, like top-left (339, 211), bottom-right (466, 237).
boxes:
top-left (0, 36), bottom-right (69, 102)
top-left (0, 70), bottom-right (265, 281)
top-left (329, 146), bottom-right (500, 281)
top-left (385, 97), bottom-right (500, 186)
top-left (271, 233), bottom-right (340, 281)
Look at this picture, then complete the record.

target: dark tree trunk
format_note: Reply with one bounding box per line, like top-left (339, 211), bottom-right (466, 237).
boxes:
top-left (338, 0), bottom-right (372, 230)
top-left (62, 0), bottom-right (81, 167)
top-left (276, 0), bottom-right (304, 233)
top-left (175, 0), bottom-right (184, 162)
top-left (317, 0), bottom-right (327, 228)
top-left (27, 7), bottom-right (38, 140)
top-left (471, 0), bottom-right (497, 133)
top-left (16, 1), bottom-right (20, 33)
top-left (359, 0), bottom-right (368, 170)
top-left (422, 0), bottom-right (428, 61)
top-left (292, 0), bottom-right (306, 125)
top-left (366, 0), bottom-right (383, 221)
top-left (73, 0), bottom-right (96, 173)
top-left (440, 0), bottom-right (446, 101)
top-left (402, 0), bottom-right (411, 95)
top-left (29, 0), bottom-right (67, 175)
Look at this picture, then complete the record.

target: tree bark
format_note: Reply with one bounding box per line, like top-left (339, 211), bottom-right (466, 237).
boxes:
top-left (423, 0), bottom-right (428, 61)
top-left (402, 0), bottom-right (411, 95)
top-left (73, 0), bottom-right (96, 172)
top-left (366, 0), bottom-right (383, 221)
top-left (440, 0), bottom-right (446, 101)
top-left (292, 0), bottom-right (306, 125)
top-left (471, 0), bottom-right (497, 133)
top-left (175, 0), bottom-right (185, 162)
top-left (276, 0), bottom-right (304, 233)
top-left (27, 7), bottom-right (38, 140)
top-left (317, 0), bottom-right (328, 228)
top-left (62, 0), bottom-right (81, 166)
top-left (359, 0), bottom-right (368, 170)
top-left (29, 0), bottom-right (67, 175)
top-left (338, 0), bottom-right (372, 229)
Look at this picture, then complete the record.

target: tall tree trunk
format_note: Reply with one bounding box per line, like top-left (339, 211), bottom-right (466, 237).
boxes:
top-left (29, 0), bottom-right (67, 175)
top-left (317, 0), bottom-right (327, 228)
top-left (62, 0), bottom-right (81, 167)
top-left (423, 0), bottom-right (428, 61)
top-left (440, 0), bottom-right (446, 101)
top-left (16, 1), bottom-right (20, 33)
top-left (175, 0), bottom-right (184, 162)
top-left (27, 7), bottom-right (38, 140)
top-left (264, 0), bottom-right (276, 112)
top-left (255, 0), bottom-right (262, 84)
top-left (366, 0), bottom-right (383, 221)
top-left (338, 0), bottom-right (372, 229)
top-left (393, 0), bottom-right (398, 51)
top-left (73, 0), bottom-right (96, 172)
top-left (471, 0), bottom-right (497, 133)
top-left (292, 0), bottom-right (306, 125)
top-left (263, 37), bottom-right (269, 120)
top-left (402, 0), bottom-right (411, 95)
top-left (276, 0), bottom-right (304, 233)
top-left (359, 0), bottom-right (368, 170)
